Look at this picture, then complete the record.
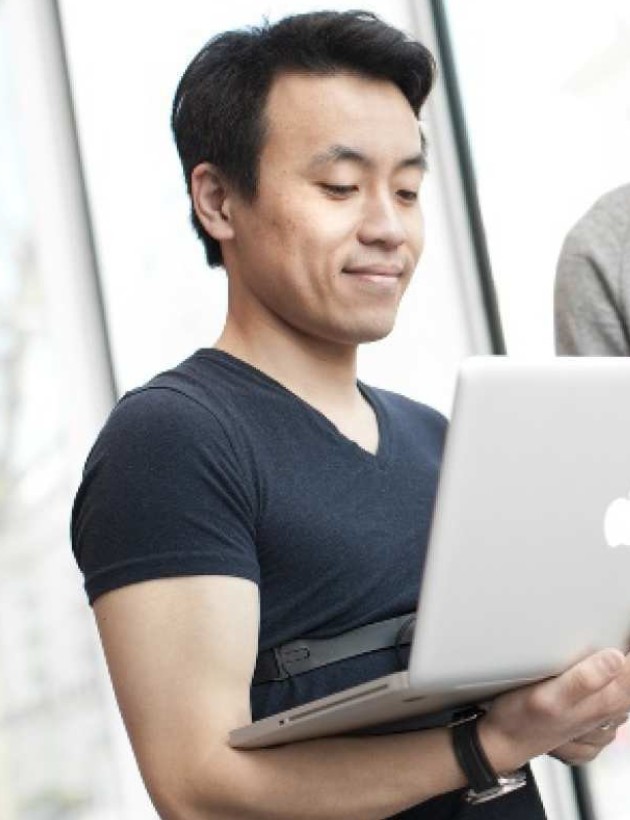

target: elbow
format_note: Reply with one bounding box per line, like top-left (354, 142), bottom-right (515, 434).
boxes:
top-left (148, 783), bottom-right (225, 820)
top-left (144, 757), bottom-right (248, 820)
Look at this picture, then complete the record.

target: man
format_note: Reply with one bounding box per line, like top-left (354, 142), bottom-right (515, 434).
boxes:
top-left (555, 183), bottom-right (630, 355)
top-left (72, 11), bottom-right (630, 818)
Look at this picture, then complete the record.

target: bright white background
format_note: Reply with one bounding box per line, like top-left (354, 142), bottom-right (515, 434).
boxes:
top-left (446, 0), bottom-right (630, 357)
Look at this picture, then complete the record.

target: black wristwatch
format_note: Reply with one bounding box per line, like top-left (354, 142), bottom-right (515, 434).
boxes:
top-left (450, 711), bottom-right (527, 804)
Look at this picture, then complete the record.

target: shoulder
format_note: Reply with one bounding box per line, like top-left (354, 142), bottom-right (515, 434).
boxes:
top-left (78, 355), bottom-right (260, 524)
top-left (72, 357), bottom-right (261, 604)
top-left (84, 387), bottom-right (231, 483)
top-left (560, 183), bottom-right (630, 266)
top-left (90, 351), bottom-right (247, 465)
top-left (587, 184), bottom-right (630, 224)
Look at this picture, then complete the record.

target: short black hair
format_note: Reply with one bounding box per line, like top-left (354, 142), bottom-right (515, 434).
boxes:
top-left (171, 10), bottom-right (436, 268)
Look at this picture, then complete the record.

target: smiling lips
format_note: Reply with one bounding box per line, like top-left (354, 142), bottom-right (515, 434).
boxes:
top-left (342, 265), bottom-right (404, 285)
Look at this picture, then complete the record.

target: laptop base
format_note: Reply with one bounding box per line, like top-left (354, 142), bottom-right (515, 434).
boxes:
top-left (230, 670), bottom-right (534, 749)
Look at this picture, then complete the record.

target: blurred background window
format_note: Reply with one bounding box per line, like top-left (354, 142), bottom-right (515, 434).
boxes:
top-left (444, 0), bottom-right (630, 358)
top-left (0, 4), bottom-right (125, 819)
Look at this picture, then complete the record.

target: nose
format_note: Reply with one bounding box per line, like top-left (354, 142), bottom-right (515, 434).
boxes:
top-left (357, 191), bottom-right (406, 250)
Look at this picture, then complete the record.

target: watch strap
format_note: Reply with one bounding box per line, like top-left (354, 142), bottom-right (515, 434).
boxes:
top-left (452, 715), bottom-right (499, 792)
top-left (450, 714), bottom-right (528, 803)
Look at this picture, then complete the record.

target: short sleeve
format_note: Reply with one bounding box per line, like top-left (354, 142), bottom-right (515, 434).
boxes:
top-left (71, 387), bottom-right (260, 605)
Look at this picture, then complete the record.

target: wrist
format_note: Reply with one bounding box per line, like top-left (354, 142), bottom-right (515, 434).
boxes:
top-left (476, 716), bottom-right (530, 774)
top-left (450, 712), bottom-right (528, 805)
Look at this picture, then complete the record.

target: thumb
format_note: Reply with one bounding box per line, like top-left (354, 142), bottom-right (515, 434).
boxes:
top-left (562, 649), bottom-right (625, 708)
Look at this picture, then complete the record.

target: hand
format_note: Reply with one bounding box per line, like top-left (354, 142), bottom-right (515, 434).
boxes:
top-left (549, 712), bottom-right (628, 765)
top-left (477, 649), bottom-right (630, 773)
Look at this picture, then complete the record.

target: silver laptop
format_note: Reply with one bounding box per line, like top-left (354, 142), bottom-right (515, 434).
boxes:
top-left (231, 356), bottom-right (630, 749)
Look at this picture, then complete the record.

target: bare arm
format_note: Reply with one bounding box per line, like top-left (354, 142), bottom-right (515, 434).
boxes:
top-left (94, 575), bottom-right (630, 820)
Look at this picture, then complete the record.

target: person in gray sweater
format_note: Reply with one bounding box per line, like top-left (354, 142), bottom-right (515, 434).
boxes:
top-left (555, 184), bottom-right (630, 355)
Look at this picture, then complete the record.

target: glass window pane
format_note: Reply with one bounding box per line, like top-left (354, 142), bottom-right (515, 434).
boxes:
top-left (0, 7), bottom-right (126, 818)
top-left (444, 0), bottom-right (630, 356)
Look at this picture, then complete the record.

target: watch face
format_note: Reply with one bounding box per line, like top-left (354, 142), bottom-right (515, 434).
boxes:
top-left (465, 772), bottom-right (528, 804)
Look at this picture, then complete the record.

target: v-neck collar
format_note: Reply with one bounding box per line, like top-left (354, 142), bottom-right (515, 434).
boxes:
top-left (196, 348), bottom-right (391, 467)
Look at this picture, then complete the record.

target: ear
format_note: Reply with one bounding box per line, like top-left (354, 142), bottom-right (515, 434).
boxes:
top-left (190, 162), bottom-right (235, 242)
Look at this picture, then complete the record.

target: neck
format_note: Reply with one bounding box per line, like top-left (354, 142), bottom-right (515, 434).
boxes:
top-left (215, 314), bottom-right (361, 414)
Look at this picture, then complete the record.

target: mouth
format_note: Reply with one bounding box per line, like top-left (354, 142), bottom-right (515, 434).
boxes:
top-left (343, 266), bottom-right (403, 277)
top-left (341, 266), bottom-right (404, 286)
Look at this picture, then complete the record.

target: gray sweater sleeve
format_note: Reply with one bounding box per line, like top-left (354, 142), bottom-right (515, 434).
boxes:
top-left (554, 184), bottom-right (630, 356)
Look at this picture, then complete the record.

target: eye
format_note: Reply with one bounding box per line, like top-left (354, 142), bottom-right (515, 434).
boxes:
top-left (320, 183), bottom-right (358, 198)
top-left (397, 189), bottom-right (419, 203)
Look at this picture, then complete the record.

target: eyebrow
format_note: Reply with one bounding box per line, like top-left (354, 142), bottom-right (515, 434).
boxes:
top-left (307, 141), bottom-right (428, 173)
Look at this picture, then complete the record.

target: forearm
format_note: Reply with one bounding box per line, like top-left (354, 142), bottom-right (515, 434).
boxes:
top-left (183, 728), bottom-right (468, 820)
top-left (178, 659), bottom-right (630, 820)
top-left (150, 647), bottom-right (630, 819)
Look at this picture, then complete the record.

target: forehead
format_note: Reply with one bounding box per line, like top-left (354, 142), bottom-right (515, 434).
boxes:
top-left (261, 71), bottom-right (422, 166)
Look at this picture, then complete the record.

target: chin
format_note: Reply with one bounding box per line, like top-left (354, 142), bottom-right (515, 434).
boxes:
top-left (302, 309), bottom-right (399, 347)
top-left (357, 328), bottom-right (395, 344)
top-left (334, 319), bottom-right (397, 346)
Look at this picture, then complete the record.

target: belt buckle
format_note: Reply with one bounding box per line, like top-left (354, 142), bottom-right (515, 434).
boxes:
top-left (276, 643), bottom-right (312, 677)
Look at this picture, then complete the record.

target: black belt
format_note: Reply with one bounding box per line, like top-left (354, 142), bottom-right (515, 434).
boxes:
top-left (253, 613), bottom-right (416, 685)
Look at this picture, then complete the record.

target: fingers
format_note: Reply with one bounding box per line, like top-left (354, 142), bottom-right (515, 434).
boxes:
top-left (549, 712), bottom-right (628, 765)
top-left (482, 649), bottom-right (630, 771)
top-left (561, 650), bottom-right (626, 708)
top-left (550, 729), bottom-right (615, 765)
top-left (550, 730), bottom-right (615, 765)
top-left (522, 650), bottom-right (626, 732)
top-left (550, 740), bottom-right (606, 766)
top-left (573, 713), bottom-right (629, 746)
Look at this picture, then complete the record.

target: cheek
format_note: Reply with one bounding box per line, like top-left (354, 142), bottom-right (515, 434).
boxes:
top-left (408, 211), bottom-right (425, 259)
top-left (266, 209), bottom-right (297, 241)
top-left (301, 203), bottom-right (358, 248)
top-left (285, 208), bottom-right (356, 264)
top-left (248, 187), bottom-right (359, 274)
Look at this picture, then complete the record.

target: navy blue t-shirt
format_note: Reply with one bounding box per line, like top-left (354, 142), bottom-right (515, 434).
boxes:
top-left (71, 349), bottom-right (546, 819)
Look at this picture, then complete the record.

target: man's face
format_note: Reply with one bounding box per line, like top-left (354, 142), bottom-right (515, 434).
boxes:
top-left (225, 71), bottom-right (426, 346)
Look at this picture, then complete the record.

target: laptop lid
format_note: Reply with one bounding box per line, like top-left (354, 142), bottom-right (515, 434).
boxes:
top-left (409, 356), bottom-right (630, 693)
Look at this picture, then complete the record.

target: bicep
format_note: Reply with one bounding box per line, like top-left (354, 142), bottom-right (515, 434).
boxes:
top-left (94, 574), bottom-right (259, 803)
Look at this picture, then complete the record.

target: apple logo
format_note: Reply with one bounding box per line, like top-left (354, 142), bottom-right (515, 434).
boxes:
top-left (604, 493), bottom-right (630, 548)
